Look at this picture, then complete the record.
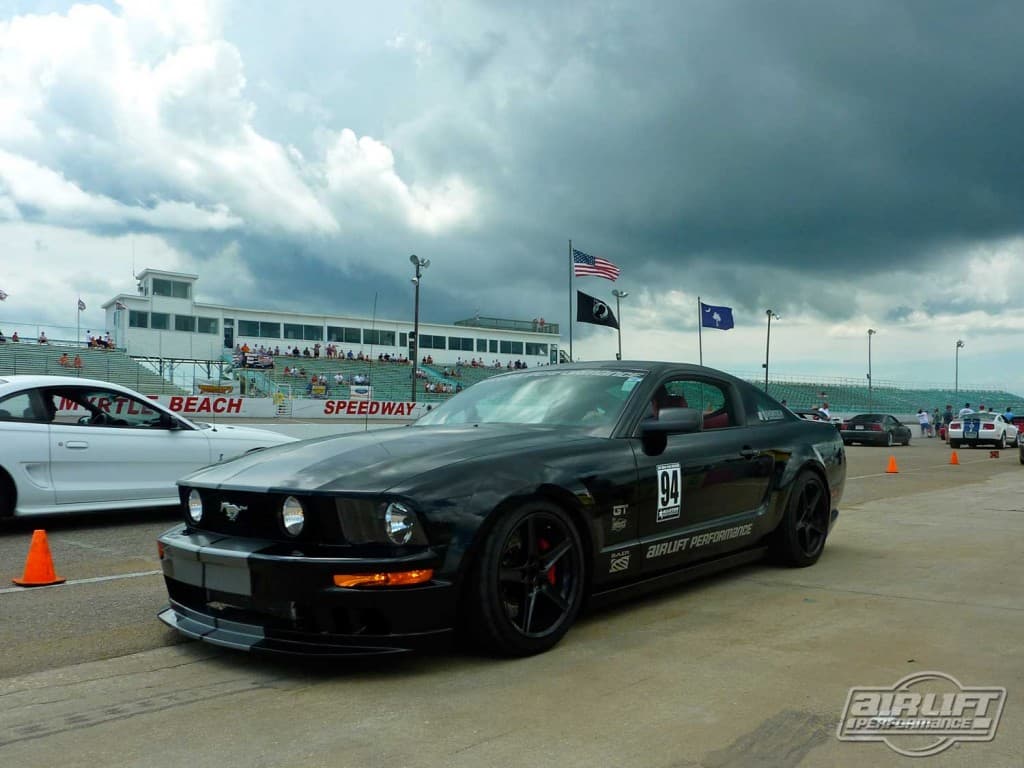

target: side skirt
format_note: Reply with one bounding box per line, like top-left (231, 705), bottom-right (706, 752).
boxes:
top-left (586, 546), bottom-right (769, 611)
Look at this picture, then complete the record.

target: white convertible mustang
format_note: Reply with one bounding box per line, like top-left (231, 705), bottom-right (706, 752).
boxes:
top-left (0, 375), bottom-right (295, 517)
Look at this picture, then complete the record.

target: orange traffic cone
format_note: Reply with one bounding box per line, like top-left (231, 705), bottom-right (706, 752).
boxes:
top-left (989, 450), bottom-right (1000, 459)
top-left (12, 530), bottom-right (65, 587)
top-left (950, 451), bottom-right (960, 465)
top-left (886, 455), bottom-right (899, 474)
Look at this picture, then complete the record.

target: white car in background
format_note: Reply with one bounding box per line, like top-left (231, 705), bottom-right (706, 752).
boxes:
top-left (0, 375), bottom-right (296, 517)
top-left (947, 411), bottom-right (1019, 449)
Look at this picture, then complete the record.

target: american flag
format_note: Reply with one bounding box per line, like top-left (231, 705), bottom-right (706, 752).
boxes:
top-left (572, 248), bottom-right (620, 281)
top-left (77, 298), bottom-right (86, 311)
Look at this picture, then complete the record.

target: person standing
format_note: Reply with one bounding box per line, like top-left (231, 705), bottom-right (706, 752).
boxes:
top-left (959, 402), bottom-right (973, 417)
top-left (916, 408), bottom-right (931, 437)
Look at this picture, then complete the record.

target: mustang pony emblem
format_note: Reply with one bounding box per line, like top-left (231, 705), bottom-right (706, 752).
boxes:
top-left (221, 502), bottom-right (246, 521)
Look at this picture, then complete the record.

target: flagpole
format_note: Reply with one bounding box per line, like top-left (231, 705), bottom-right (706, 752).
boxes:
top-left (697, 296), bottom-right (703, 366)
top-left (568, 239), bottom-right (573, 363)
top-left (77, 299), bottom-right (81, 348)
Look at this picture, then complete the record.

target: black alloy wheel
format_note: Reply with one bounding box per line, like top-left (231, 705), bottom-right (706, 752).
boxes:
top-left (469, 502), bottom-right (585, 656)
top-left (773, 472), bottom-right (830, 567)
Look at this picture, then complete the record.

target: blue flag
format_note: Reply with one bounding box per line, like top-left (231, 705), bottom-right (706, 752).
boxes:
top-left (700, 302), bottom-right (734, 330)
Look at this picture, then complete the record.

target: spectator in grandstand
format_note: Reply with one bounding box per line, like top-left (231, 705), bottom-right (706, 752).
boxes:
top-left (104, 332), bottom-right (113, 348)
top-left (38, 331), bottom-right (49, 344)
top-left (241, 342), bottom-right (250, 354)
top-left (11, 331), bottom-right (19, 342)
top-left (73, 354), bottom-right (83, 369)
top-left (959, 402), bottom-right (973, 416)
top-left (455, 382), bottom-right (463, 393)
top-left (818, 402), bottom-right (831, 419)
top-left (0, 330), bottom-right (5, 343)
top-left (58, 352), bottom-right (70, 367)
top-left (314, 343), bottom-right (321, 358)
top-left (916, 409), bottom-right (931, 437)
top-left (334, 372), bottom-right (345, 385)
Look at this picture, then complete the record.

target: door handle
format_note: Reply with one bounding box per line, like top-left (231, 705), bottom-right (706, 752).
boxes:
top-left (739, 446), bottom-right (758, 459)
top-left (65, 441), bottom-right (89, 449)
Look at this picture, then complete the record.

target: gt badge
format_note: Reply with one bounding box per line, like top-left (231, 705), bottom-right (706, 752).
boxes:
top-left (611, 503), bottom-right (629, 532)
top-left (221, 502), bottom-right (246, 522)
top-left (609, 551), bottom-right (630, 573)
top-left (656, 462), bottom-right (681, 522)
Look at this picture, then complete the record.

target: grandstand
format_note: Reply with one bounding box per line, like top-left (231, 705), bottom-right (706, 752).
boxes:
top-left (0, 342), bottom-right (186, 394)
top-left (763, 377), bottom-right (1022, 415)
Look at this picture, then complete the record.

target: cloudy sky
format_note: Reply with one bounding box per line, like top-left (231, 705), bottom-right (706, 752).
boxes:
top-left (2, 0), bottom-right (1024, 392)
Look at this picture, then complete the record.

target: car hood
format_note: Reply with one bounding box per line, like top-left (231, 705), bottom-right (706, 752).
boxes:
top-left (180, 423), bottom-right (592, 494)
top-left (196, 423), bottom-right (297, 444)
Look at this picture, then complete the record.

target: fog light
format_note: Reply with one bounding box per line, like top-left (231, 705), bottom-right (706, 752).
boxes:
top-left (187, 489), bottom-right (203, 523)
top-left (333, 569), bottom-right (434, 588)
top-left (281, 496), bottom-right (305, 536)
top-left (384, 502), bottom-right (416, 545)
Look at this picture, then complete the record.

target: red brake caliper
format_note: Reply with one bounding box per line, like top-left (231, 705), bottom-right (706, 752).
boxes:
top-left (538, 538), bottom-right (556, 585)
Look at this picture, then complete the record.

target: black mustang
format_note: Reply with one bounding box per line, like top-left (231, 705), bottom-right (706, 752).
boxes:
top-left (157, 362), bottom-right (845, 657)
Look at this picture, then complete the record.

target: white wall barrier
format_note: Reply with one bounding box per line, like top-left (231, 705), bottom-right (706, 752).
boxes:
top-left (149, 395), bottom-right (428, 420)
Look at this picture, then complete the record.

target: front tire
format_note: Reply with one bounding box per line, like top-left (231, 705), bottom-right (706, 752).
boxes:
top-left (468, 501), bottom-right (586, 656)
top-left (773, 472), bottom-right (830, 567)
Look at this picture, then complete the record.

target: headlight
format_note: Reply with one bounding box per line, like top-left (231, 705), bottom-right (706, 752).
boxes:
top-left (281, 496), bottom-right (305, 536)
top-left (187, 489), bottom-right (203, 523)
top-left (384, 502), bottom-right (416, 545)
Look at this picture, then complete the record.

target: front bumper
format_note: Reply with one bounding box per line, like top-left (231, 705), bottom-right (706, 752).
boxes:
top-left (157, 526), bottom-right (456, 656)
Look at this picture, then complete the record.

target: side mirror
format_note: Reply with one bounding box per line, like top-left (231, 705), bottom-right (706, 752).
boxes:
top-left (161, 413), bottom-right (181, 430)
top-left (641, 406), bottom-right (703, 435)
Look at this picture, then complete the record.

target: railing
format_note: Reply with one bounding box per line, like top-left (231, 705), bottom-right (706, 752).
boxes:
top-left (453, 316), bottom-right (559, 334)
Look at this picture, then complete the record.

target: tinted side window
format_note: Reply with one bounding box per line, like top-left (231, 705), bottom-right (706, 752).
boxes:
top-left (649, 378), bottom-right (737, 430)
top-left (0, 391), bottom-right (49, 421)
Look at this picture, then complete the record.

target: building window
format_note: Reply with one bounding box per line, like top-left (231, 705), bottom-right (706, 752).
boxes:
top-left (128, 311), bottom-right (148, 328)
top-left (151, 313), bottom-right (170, 330)
top-left (448, 336), bottom-right (474, 351)
top-left (238, 320), bottom-right (280, 338)
top-left (420, 334), bottom-right (446, 350)
top-left (151, 278), bottom-right (191, 299)
top-left (477, 338), bottom-right (488, 352)
top-left (364, 329), bottom-right (396, 346)
top-left (500, 340), bottom-right (511, 354)
top-left (525, 343), bottom-right (548, 356)
top-left (303, 325), bottom-right (323, 341)
top-left (489, 339), bottom-right (498, 353)
top-left (327, 326), bottom-right (362, 344)
top-left (196, 317), bottom-right (218, 334)
top-left (283, 323), bottom-right (303, 340)
top-left (223, 318), bottom-right (234, 327)
top-left (400, 332), bottom-right (407, 347)
top-left (175, 315), bottom-right (196, 332)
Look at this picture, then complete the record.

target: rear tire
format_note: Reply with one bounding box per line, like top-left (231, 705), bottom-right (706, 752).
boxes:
top-left (886, 432), bottom-right (894, 447)
top-left (773, 472), bottom-right (830, 568)
top-left (998, 433), bottom-right (1007, 449)
top-left (0, 470), bottom-right (15, 518)
top-left (468, 501), bottom-right (586, 656)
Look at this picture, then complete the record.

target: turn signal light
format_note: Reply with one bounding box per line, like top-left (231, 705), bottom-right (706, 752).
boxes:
top-left (332, 569), bottom-right (434, 588)
top-left (157, 541), bottom-right (165, 559)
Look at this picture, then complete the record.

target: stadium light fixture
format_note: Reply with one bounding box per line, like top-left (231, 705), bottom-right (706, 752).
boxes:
top-left (763, 310), bottom-right (780, 392)
top-left (410, 255), bottom-right (430, 403)
top-left (611, 289), bottom-right (628, 360)
top-left (867, 329), bottom-right (877, 410)
top-left (955, 339), bottom-right (965, 393)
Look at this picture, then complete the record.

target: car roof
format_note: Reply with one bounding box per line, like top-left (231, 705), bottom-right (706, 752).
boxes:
top-left (0, 374), bottom-right (144, 394)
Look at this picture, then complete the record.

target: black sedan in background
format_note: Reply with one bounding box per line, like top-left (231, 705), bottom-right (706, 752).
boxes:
top-left (157, 362), bottom-right (846, 658)
top-left (839, 413), bottom-right (912, 446)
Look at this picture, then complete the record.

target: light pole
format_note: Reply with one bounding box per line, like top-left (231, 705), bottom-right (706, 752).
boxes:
top-left (955, 339), bottom-right (964, 393)
top-left (611, 289), bottom-right (628, 360)
top-left (409, 254), bottom-right (430, 402)
top-left (867, 328), bottom-right (876, 411)
top-left (763, 310), bottom-right (779, 392)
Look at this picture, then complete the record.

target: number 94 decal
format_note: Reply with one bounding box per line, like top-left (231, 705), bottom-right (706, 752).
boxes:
top-left (656, 462), bottom-right (681, 522)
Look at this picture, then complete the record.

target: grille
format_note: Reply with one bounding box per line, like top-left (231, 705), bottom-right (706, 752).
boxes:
top-left (184, 489), bottom-right (341, 542)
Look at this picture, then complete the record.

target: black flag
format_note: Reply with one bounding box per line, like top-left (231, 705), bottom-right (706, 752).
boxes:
top-left (576, 290), bottom-right (619, 329)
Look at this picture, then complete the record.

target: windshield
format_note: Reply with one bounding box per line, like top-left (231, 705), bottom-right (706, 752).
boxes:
top-left (415, 368), bottom-right (647, 431)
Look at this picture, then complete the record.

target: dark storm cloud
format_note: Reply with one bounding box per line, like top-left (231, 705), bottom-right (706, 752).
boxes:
top-left (382, 0), bottom-right (1024, 320)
